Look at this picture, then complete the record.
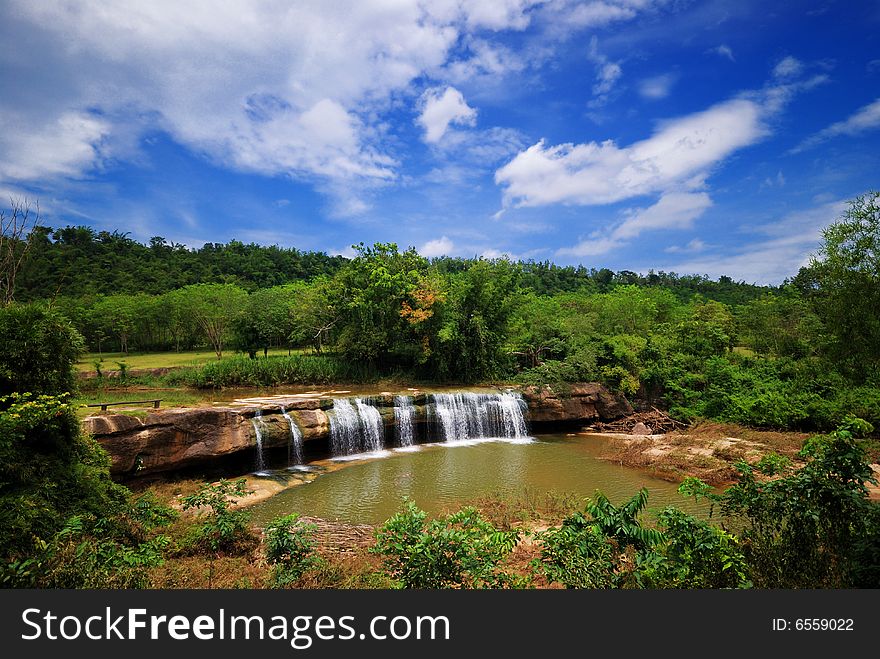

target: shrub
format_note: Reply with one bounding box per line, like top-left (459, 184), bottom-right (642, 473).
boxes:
top-left (371, 499), bottom-right (523, 589)
top-left (0, 303), bottom-right (85, 396)
top-left (265, 513), bottom-right (322, 588)
top-left (179, 479), bottom-right (257, 555)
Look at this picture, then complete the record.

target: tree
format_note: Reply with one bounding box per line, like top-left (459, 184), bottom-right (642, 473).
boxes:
top-left (0, 197), bottom-right (40, 306)
top-left (287, 278), bottom-right (339, 354)
top-left (92, 294), bottom-right (140, 354)
top-left (177, 284), bottom-right (248, 359)
top-left (809, 191), bottom-right (880, 380)
top-left (333, 243), bottom-right (429, 368)
top-left (0, 303), bottom-right (85, 396)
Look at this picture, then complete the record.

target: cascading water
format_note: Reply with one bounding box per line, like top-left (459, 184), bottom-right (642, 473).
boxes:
top-left (281, 405), bottom-right (304, 466)
top-left (394, 395), bottom-right (415, 447)
top-left (329, 398), bottom-right (385, 456)
top-left (251, 410), bottom-right (267, 473)
top-left (355, 398), bottom-right (384, 452)
top-left (431, 391), bottom-right (529, 442)
top-left (330, 399), bottom-right (360, 456)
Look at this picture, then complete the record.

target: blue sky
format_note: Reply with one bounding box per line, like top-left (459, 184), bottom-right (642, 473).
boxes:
top-left (1, 0), bottom-right (878, 284)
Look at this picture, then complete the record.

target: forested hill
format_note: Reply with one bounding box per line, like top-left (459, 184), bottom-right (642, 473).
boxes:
top-left (17, 224), bottom-right (772, 304)
top-left (17, 226), bottom-right (348, 298)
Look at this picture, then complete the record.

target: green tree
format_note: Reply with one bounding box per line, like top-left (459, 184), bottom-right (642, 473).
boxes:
top-left (334, 243), bottom-right (430, 369)
top-left (0, 303), bottom-right (85, 396)
top-left (177, 283), bottom-right (248, 359)
top-left (720, 420), bottom-right (880, 587)
top-left (809, 191), bottom-right (880, 380)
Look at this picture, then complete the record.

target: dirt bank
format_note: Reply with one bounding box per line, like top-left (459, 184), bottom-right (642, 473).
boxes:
top-left (587, 421), bottom-right (813, 486)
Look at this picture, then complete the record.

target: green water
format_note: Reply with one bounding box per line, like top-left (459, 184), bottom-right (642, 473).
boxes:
top-left (248, 434), bottom-right (705, 526)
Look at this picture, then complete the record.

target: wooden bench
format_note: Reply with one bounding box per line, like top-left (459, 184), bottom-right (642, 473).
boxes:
top-left (86, 399), bottom-right (162, 412)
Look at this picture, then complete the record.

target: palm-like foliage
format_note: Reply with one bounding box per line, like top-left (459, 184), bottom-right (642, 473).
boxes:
top-left (568, 488), bottom-right (664, 552)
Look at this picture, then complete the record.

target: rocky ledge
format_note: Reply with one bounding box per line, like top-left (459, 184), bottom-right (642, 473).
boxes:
top-left (84, 383), bottom-right (632, 477)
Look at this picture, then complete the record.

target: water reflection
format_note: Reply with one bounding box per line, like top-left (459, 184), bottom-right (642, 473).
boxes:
top-left (249, 434), bottom-right (708, 526)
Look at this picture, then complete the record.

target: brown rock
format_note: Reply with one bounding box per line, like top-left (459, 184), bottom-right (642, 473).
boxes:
top-left (83, 414), bottom-right (143, 435)
top-left (289, 408), bottom-right (330, 442)
top-left (522, 383), bottom-right (632, 424)
top-left (630, 422), bottom-right (651, 435)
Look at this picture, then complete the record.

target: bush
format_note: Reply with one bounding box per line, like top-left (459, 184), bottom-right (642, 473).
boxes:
top-left (720, 423), bottom-right (880, 587)
top-left (265, 513), bottom-right (322, 587)
top-left (179, 479), bottom-right (257, 555)
top-left (0, 393), bottom-right (131, 559)
top-left (168, 354), bottom-right (378, 388)
top-left (0, 303), bottom-right (85, 396)
top-left (371, 499), bottom-right (523, 589)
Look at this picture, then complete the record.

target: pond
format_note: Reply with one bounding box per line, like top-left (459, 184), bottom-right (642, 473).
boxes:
top-left (247, 433), bottom-right (706, 526)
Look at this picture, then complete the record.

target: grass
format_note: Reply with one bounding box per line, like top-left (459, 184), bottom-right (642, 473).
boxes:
top-left (77, 347), bottom-right (311, 373)
top-left (72, 388), bottom-right (212, 418)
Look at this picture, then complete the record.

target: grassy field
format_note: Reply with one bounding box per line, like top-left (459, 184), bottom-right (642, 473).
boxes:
top-left (73, 388), bottom-right (213, 419)
top-left (77, 348), bottom-right (307, 372)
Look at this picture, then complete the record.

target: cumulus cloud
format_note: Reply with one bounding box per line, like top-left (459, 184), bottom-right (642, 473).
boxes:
top-left (638, 74), bottom-right (676, 99)
top-left (791, 97), bottom-right (880, 153)
top-left (0, 1), bottom-right (547, 211)
top-left (557, 192), bottom-right (712, 257)
top-left (664, 237), bottom-right (707, 253)
top-left (417, 87), bottom-right (478, 144)
top-left (496, 98), bottom-right (765, 208)
top-left (0, 111), bottom-right (111, 181)
top-left (420, 236), bottom-right (455, 257)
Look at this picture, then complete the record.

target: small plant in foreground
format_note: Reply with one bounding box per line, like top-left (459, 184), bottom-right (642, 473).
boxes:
top-left (265, 513), bottom-right (322, 588)
top-left (179, 479), bottom-right (256, 555)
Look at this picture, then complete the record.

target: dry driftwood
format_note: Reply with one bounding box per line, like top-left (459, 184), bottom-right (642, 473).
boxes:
top-left (592, 407), bottom-right (687, 434)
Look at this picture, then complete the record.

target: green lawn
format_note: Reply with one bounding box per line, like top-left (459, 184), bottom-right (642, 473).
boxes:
top-left (73, 388), bottom-right (216, 419)
top-left (77, 347), bottom-right (307, 372)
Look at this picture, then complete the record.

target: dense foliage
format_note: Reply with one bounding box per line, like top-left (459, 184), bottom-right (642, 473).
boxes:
top-left (536, 421), bottom-right (879, 589)
top-left (12, 193), bottom-right (874, 430)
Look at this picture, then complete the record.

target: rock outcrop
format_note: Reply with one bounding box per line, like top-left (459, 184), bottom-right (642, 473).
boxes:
top-left (85, 383), bottom-right (631, 477)
top-left (521, 383), bottom-right (632, 424)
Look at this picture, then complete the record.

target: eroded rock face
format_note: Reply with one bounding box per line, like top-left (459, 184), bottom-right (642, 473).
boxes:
top-left (86, 383), bottom-right (631, 476)
top-left (84, 408), bottom-right (287, 476)
top-left (522, 383), bottom-right (632, 424)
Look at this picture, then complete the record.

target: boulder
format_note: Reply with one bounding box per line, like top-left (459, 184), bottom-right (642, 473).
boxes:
top-left (630, 422), bottom-right (652, 435)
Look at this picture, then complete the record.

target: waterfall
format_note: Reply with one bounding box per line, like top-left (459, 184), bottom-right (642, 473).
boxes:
top-left (355, 398), bottom-right (384, 452)
top-left (431, 391), bottom-right (528, 442)
top-left (251, 410), bottom-right (267, 472)
top-left (330, 398), bottom-right (385, 456)
top-left (281, 405), bottom-right (303, 466)
top-left (394, 395), bottom-right (415, 447)
top-left (330, 399), bottom-right (360, 455)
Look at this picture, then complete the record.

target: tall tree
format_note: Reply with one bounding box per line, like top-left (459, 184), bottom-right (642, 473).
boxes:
top-left (178, 283), bottom-right (248, 359)
top-left (809, 191), bottom-right (880, 381)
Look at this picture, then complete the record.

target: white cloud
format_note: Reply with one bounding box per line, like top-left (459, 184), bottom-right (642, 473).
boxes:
top-left (557, 191), bottom-right (712, 257)
top-left (773, 56), bottom-right (803, 79)
top-left (417, 87), bottom-right (478, 144)
top-left (587, 37), bottom-right (623, 106)
top-left (420, 236), bottom-right (455, 257)
top-left (664, 200), bottom-right (847, 284)
top-left (496, 98), bottom-right (765, 208)
top-left (791, 97), bottom-right (880, 153)
top-left (665, 237), bottom-right (707, 253)
top-left (0, 111), bottom-right (111, 181)
top-left (707, 44), bottom-right (735, 62)
top-left (638, 74), bottom-right (676, 99)
top-left (0, 1), bottom-right (546, 212)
